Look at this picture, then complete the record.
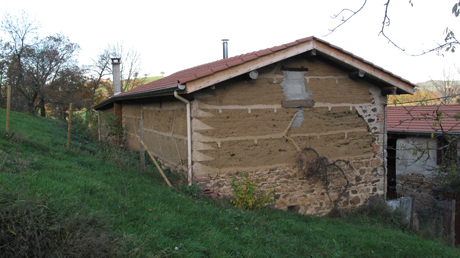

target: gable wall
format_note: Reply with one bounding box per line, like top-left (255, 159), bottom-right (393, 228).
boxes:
top-left (190, 55), bottom-right (386, 215)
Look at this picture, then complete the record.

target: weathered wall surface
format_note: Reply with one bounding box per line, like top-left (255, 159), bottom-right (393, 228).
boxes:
top-left (190, 55), bottom-right (387, 214)
top-left (396, 137), bottom-right (439, 177)
top-left (123, 100), bottom-right (141, 150)
top-left (203, 158), bottom-right (382, 216)
top-left (123, 97), bottom-right (188, 166)
top-left (98, 106), bottom-right (114, 140)
top-left (396, 173), bottom-right (440, 196)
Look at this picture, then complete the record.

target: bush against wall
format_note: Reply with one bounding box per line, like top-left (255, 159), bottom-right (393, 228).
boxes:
top-left (230, 173), bottom-right (275, 210)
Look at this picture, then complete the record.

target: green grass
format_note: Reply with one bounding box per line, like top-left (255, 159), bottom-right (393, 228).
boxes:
top-left (1, 108), bottom-right (460, 257)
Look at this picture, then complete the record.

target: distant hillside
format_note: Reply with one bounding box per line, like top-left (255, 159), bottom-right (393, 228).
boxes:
top-left (140, 76), bottom-right (163, 85)
top-left (417, 80), bottom-right (460, 91)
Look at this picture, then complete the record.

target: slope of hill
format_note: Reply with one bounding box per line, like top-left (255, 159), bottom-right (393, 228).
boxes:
top-left (141, 76), bottom-right (164, 84)
top-left (0, 109), bottom-right (459, 257)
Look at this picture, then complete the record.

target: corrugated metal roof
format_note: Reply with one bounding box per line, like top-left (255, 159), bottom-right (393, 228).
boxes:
top-left (387, 105), bottom-right (460, 134)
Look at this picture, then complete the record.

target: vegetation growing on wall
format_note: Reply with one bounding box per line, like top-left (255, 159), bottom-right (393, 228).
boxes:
top-left (296, 147), bottom-right (352, 210)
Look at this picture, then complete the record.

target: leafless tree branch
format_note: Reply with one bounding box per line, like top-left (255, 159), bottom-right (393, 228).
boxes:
top-left (323, 0), bottom-right (367, 37)
top-left (325, 0), bottom-right (460, 56)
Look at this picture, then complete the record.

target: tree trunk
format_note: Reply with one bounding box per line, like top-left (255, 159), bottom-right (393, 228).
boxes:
top-left (28, 102), bottom-right (35, 115)
top-left (39, 96), bottom-right (46, 117)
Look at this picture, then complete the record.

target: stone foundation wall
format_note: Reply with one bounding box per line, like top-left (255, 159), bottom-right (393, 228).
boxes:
top-left (396, 173), bottom-right (441, 196)
top-left (395, 173), bottom-right (444, 222)
top-left (195, 157), bottom-right (384, 216)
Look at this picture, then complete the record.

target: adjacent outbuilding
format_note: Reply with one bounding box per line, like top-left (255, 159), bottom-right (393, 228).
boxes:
top-left (387, 104), bottom-right (460, 196)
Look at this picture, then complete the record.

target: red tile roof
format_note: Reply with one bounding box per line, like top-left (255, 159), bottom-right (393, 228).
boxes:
top-left (115, 36), bottom-right (417, 97)
top-left (387, 105), bottom-right (460, 134)
top-left (94, 36), bottom-right (417, 109)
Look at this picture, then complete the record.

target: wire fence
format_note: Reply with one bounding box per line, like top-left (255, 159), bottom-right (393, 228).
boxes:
top-left (386, 188), bottom-right (458, 247)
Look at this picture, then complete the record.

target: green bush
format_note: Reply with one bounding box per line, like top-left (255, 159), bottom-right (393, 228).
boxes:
top-left (230, 173), bottom-right (275, 210)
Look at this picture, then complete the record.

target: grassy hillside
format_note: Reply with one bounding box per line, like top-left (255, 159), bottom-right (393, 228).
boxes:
top-left (1, 109), bottom-right (459, 257)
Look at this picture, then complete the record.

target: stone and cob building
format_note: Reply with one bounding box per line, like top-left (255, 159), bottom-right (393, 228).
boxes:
top-left (94, 36), bottom-right (416, 215)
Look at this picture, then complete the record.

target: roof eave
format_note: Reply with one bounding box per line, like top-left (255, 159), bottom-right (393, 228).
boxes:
top-left (93, 85), bottom-right (182, 110)
top-left (388, 130), bottom-right (460, 136)
top-left (185, 38), bottom-right (416, 95)
top-left (312, 41), bottom-right (416, 95)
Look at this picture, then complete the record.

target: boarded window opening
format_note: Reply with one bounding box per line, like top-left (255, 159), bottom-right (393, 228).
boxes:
top-left (280, 70), bottom-right (314, 108)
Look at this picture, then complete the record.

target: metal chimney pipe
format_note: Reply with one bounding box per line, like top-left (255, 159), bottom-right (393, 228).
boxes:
top-left (111, 58), bottom-right (121, 96)
top-left (222, 39), bottom-right (229, 59)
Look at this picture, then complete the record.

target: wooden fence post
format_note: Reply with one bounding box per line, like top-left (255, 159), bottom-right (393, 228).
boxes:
top-left (410, 195), bottom-right (416, 231)
top-left (6, 85), bottom-right (11, 133)
top-left (67, 103), bottom-right (72, 149)
top-left (140, 102), bottom-right (145, 172)
top-left (452, 199), bottom-right (456, 248)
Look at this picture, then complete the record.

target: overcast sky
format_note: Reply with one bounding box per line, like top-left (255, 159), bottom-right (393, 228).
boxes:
top-left (2, 0), bottom-right (459, 84)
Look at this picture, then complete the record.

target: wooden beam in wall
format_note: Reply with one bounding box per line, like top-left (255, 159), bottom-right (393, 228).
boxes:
top-left (381, 87), bottom-right (397, 96)
top-left (348, 70), bottom-right (365, 80)
top-left (140, 101), bottom-right (145, 172)
top-left (281, 99), bottom-right (315, 108)
top-left (280, 67), bottom-right (309, 72)
top-left (304, 49), bottom-right (317, 62)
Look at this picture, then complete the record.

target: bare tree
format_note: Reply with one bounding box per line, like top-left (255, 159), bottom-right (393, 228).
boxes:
top-left (2, 11), bottom-right (80, 116)
top-left (1, 11), bottom-right (39, 113)
top-left (109, 43), bottom-right (147, 93)
top-left (85, 47), bottom-right (112, 119)
top-left (429, 70), bottom-right (460, 104)
top-left (326, 1), bottom-right (460, 55)
top-left (26, 34), bottom-right (79, 116)
top-left (45, 65), bottom-right (86, 119)
top-left (0, 39), bottom-right (8, 107)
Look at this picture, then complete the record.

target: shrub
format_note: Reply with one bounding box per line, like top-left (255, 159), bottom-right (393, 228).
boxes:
top-left (0, 189), bottom-right (124, 257)
top-left (230, 173), bottom-right (275, 210)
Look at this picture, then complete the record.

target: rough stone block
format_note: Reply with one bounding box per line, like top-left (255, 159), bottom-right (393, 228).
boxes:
top-left (276, 199), bottom-right (287, 209)
top-left (350, 196), bottom-right (361, 205)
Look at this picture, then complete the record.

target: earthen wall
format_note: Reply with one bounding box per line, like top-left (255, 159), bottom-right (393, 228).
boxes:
top-left (98, 106), bottom-right (114, 140)
top-left (123, 97), bottom-right (188, 167)
top-left (191, 55), bottom-right (387, 214)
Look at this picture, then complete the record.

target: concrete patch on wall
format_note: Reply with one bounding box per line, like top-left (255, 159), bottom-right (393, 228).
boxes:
top-left (291, 108), bottom-right (304, 127)
top-left (280, 71), bottom-right (312, 100)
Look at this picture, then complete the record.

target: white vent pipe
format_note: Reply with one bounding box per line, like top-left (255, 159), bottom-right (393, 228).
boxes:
top-left (174, 91), bottom-right (192, 186)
